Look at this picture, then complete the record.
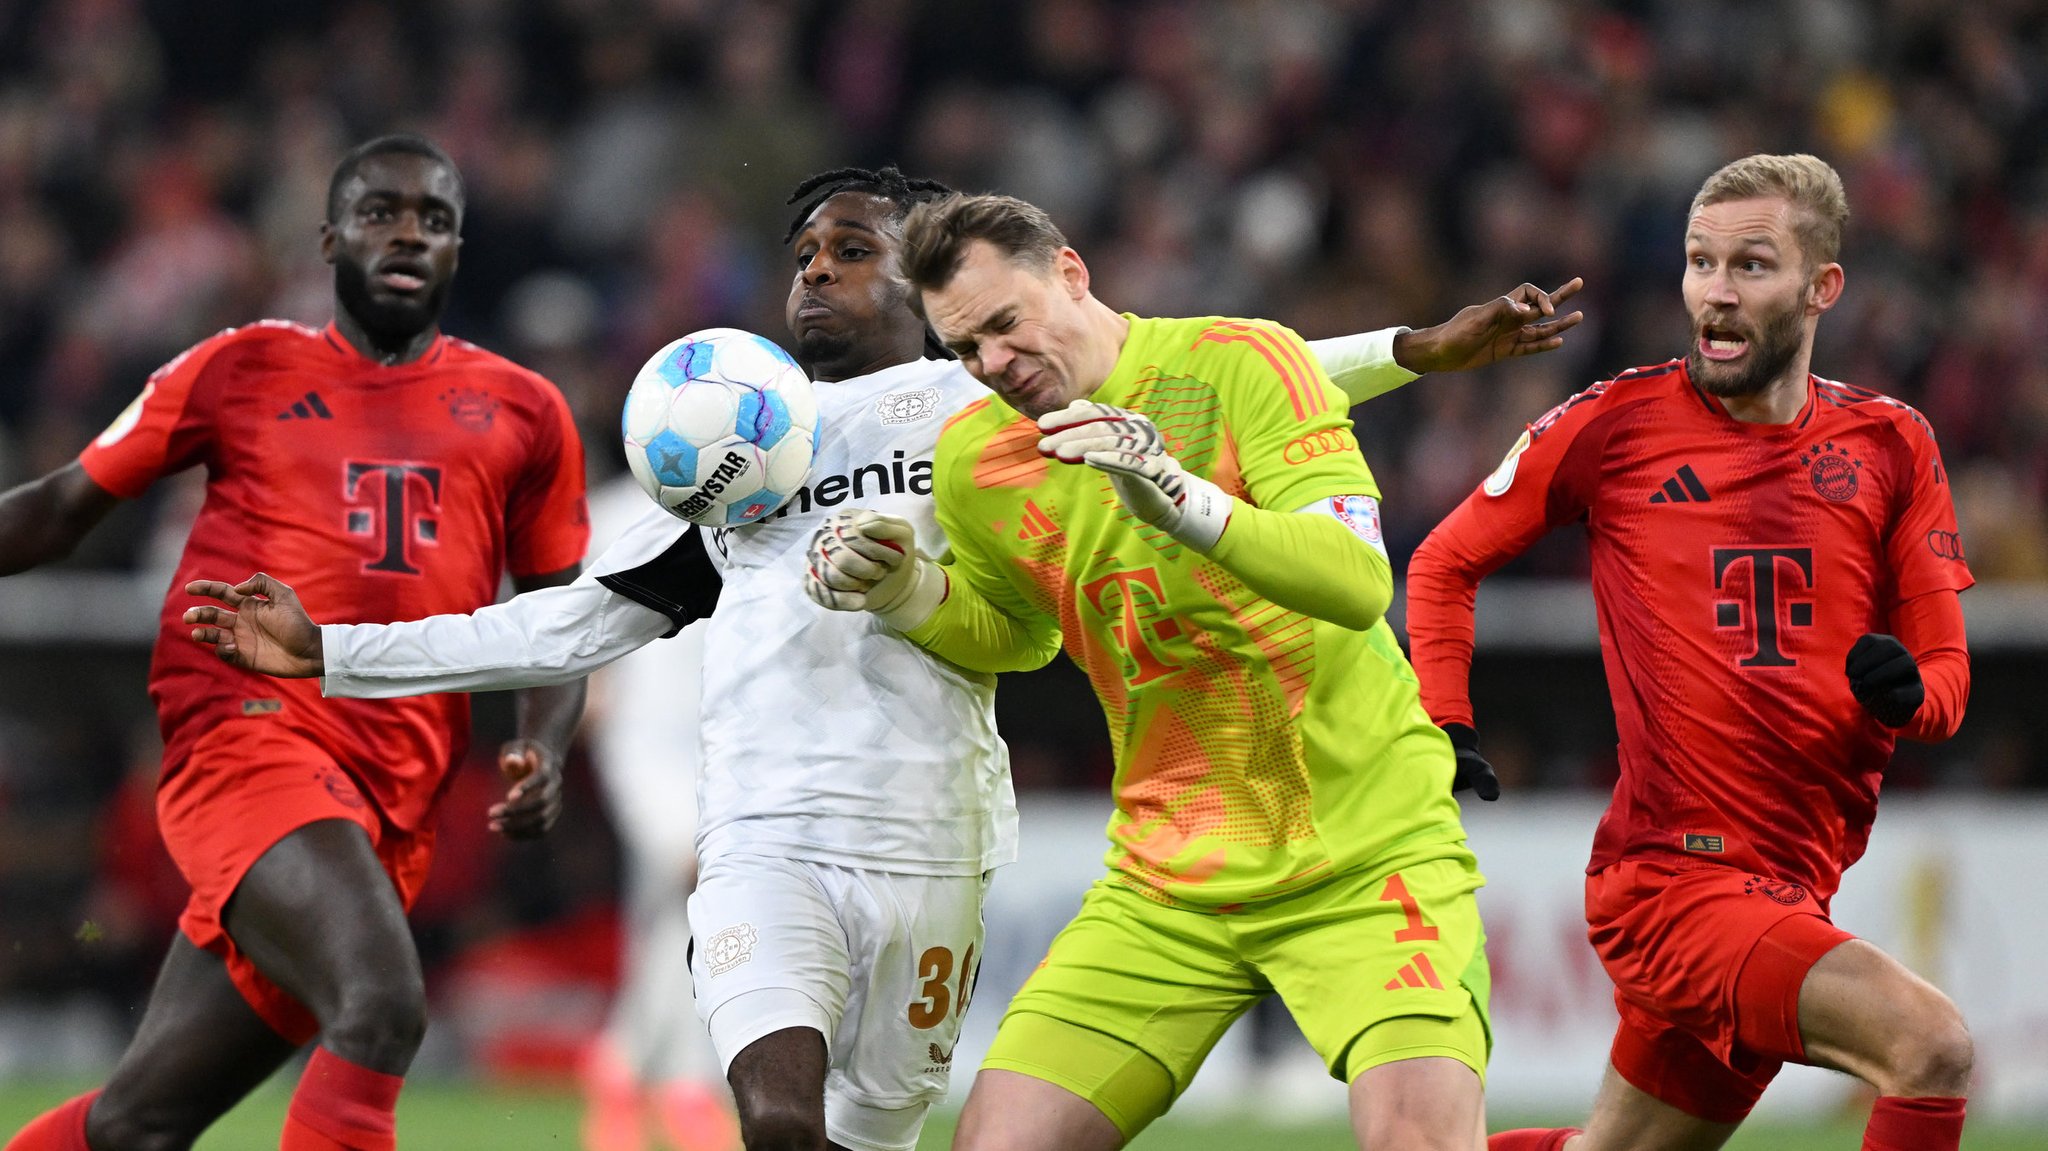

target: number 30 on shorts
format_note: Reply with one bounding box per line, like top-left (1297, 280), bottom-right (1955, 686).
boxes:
top-left (908, 943), bottom-right (977, 1030)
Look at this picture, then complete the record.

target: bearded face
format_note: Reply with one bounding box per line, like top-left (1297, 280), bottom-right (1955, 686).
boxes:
top-left (1681, 197), bottom-right (1835, 404)
top-left (331, 246), bottom-right (452, 349)
top-left (1686, 286), bottom-right (1806, 399)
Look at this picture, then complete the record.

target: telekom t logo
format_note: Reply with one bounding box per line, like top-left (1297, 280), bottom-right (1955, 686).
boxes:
top-left (345, 462), bottom-right (443, 574)
top-left (1081, 567), bottom-right (1184, 686)
top-left (1711, 546), bottom-right (1814, 668)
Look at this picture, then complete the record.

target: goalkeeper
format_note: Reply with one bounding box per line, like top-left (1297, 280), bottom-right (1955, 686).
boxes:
top-left (805, 191), bottom-right (1574, 1151)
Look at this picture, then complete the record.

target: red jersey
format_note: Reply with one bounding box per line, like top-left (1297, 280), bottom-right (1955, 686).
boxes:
top-left (80, 320), bottom-right (589, 831)
top-left (1408, 360), bottom-right (1972, 901)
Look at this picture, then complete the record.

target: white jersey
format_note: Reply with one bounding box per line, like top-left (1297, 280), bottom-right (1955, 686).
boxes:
top-left (695, 358), bottom-right (1014, 875)
top-left (320, 357), bottom-right (1015, 878)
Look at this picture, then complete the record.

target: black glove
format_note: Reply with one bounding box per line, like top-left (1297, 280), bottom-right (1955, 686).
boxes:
top-left (1845, 633), bottom-right (1923, 728)
top-left (1441, 723), bottom-right (1500, 801)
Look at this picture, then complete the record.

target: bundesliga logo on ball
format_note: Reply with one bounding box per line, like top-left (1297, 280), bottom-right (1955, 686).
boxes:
top-left (622, 328), bottom-right (821, 526)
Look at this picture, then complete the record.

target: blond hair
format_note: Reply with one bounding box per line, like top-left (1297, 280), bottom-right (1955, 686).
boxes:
top-left (899, 193), bottom-right (1068, 312)
top-left (1690, 153), bottom-right (1850, 266)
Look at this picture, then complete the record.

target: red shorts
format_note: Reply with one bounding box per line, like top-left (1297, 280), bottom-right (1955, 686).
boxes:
top-left (157, 718), bottom-right (437, 1045)
top-left (1584, 859), bottom-right (1854, 1122)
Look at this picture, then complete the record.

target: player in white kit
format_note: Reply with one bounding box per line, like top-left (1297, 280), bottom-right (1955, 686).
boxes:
top-left (182, 168), bottom-right (1581, 1151)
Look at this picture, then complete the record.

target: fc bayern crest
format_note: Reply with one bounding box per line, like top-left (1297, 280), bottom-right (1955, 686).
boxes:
top-left (1799, 441), bottom-right (1861, 502)
top-left (1743, 875), bottom-right (1809, 905)
top-left (440, 386), bottom-right (499, 432)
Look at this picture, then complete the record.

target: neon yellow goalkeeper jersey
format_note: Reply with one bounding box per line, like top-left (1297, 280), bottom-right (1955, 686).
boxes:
top-left (928, 315), bottom-right (1466, 909)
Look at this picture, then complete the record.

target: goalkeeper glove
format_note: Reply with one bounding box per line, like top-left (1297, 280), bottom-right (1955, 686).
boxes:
top-left (802, 509), bottom-right (947, 630)
top-left (1845, 633), bottom-right (1923, 728)
top-left (1441, 723), bottom-right (1501, 801)
top-left (1036, 401), bottom-right (1233, 553)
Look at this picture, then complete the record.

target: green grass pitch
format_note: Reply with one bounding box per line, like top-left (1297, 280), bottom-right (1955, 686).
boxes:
top-left (2, 1079), bottom-right (2043, 1149)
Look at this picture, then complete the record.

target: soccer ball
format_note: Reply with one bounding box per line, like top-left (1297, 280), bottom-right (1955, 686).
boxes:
top-left (621, 328), bottom-right (819, 526)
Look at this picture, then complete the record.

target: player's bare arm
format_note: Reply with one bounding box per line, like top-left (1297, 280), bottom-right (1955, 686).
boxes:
top-left (183, 572), bottom-right (326, 677)
top-left (0, 460), bottom-right (126, 575)
top-left (1392, 277), bottom-right (1585, 373)
top-left (494, 564), bottom-right (587, 839)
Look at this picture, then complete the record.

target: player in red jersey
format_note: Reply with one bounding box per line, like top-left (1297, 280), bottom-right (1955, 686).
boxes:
top-left (1408, 154), bottom-right (1974, 1151)
top-left (2, 135), bottom-right (590, 1151)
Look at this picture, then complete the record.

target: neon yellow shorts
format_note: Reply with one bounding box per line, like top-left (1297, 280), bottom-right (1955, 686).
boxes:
top-left (983, 852), bottom-right (1490, 1139)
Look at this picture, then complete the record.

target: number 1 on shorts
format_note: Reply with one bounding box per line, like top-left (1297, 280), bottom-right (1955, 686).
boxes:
top-left (1380, 874), bottom-right (1440, 943)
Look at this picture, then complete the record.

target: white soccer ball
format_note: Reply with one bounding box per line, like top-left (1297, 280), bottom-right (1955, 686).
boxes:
top-left (621, 328), bottom-right (820, 526)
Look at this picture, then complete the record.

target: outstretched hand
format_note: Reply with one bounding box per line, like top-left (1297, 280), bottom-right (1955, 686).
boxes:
top-left (490, 739), bottom-right (564, 839)
top-left (182, 573), bottom-right (325, 678)
top-left (1396, 278), bottom-right (1586, 374)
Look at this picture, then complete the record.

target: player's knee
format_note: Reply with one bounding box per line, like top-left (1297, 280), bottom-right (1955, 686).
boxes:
top-left (1886, 997), bottom-right (1973, 1097)
top-left (322, 974), bottom-right (428, 1063)
top-left (732, 1094), bottom-right (827, 1151)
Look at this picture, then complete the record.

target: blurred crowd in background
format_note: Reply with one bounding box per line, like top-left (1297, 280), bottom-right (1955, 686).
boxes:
top-left (5, 0), bottom-right (2047, 571)
top-left (0, 0), bottom-right (2045, 1072)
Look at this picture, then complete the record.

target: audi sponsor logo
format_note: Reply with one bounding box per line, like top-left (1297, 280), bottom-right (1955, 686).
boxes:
top-left (1925, 529), bottom-right (1966, 562)
top-left (1282, 427), bottom-right (1359, 464)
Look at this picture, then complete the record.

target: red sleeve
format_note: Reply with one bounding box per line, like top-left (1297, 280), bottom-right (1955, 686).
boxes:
top-left (76, 331), bottom-right (230, 497)
top-left (503, 373), bottom-right (590, 577)
top-left (1892, 589), bottom-right (1969, 743)
top-left (1406, 385), bottom-right (1621, 727)
top-left (1883, 412), bottom-right (1974, 602)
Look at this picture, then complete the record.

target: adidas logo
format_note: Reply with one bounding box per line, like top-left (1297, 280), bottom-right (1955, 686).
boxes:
top-left (1382, 952), bottom-right (1445, 992)
top-left (1648, 464), bottom-right (1710, 504)
top-left (276, 391), bottom-right (333, 420)
top-left (1017, 499), bottom-right (1058, 541)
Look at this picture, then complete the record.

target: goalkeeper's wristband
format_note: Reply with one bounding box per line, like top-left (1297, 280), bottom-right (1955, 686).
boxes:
top-left (871, 556), bottom-right (948, 632)
top-left (1168, 472), bottom-right (1233, 553)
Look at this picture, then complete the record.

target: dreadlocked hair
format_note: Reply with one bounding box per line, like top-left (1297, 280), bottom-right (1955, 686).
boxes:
top-left (782, 165), bottom-right (956, 244)
top-left (784, 166), bottom-right (959, 359)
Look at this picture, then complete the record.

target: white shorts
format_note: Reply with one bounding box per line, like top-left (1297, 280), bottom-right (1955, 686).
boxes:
top-left (688, 851), bottom-right (988, 1151)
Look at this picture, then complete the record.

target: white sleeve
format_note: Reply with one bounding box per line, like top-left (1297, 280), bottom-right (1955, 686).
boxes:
top-left (1307, 327), bottom-right (1417, 405)
top-left (321, 508), bottom-right (718, 699)
top-left (321, 577), bottom-right (672, 698)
